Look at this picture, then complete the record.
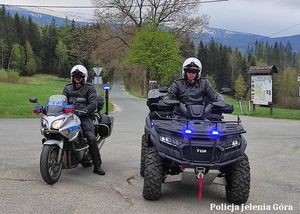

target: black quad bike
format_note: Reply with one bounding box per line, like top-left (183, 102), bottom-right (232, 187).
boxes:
top-left (140, 87), bottom-right (250, 204)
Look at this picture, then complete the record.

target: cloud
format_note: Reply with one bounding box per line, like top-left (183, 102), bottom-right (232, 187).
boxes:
top-left (239, 0), bottom-right (300, 10)
top-left (200, 0), bottom-right (300, 36)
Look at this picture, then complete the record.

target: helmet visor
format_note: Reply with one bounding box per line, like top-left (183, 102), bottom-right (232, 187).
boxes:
top-left (184, 67), bottom-right (200, 74)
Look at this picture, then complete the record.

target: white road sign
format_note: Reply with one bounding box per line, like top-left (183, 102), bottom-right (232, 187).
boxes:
top-left (93, 76), bottom-right (102, 85)
top-left (93, 67), bottom-right (103, 76)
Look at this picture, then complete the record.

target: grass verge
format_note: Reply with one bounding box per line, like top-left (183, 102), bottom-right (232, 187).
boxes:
top-left (224, 96), bottom-right (300, 120)
top-left (0, 74), bottom-right (113, 118)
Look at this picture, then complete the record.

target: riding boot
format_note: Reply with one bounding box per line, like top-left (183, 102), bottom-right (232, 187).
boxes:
top-left (89, 143), bottom-right (105, 175)
top-left (93, 164), bottom-right (105, 175)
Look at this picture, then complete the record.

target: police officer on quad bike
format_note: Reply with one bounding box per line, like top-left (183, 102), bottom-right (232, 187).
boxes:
top-left (63, 65), bottom-right (105, 175)
top-left (164, 57), bottom-right (224, 105)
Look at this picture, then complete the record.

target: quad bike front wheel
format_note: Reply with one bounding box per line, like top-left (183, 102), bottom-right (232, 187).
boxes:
top-left (225, 154), bottom-right (250, 204)
top-left (40, 145), bottom-right (63, 184)
top-left (142, 147), bottom-right (163, 200)
top-left (140, 134), bottom-right (147, 177)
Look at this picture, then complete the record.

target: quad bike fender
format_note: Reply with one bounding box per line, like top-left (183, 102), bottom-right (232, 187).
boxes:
top-left (43, 139), bottom-right (63, 149)
top-left (240, 135), bottom-right (247, 152)
top-left (149, 133), bottom-right (159, 146)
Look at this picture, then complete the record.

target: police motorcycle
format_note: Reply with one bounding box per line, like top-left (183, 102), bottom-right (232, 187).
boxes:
top-left (29, 85), bottom-right (113, 184)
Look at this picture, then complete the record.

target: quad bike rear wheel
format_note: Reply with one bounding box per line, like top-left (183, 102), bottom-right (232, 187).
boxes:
top-left (225, 154), bottom-right (250, 204)
top-left (142, 147), bottom-right (163, 200)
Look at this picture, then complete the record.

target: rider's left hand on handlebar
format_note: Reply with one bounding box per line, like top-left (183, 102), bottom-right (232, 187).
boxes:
top-left (75, 109), bottom-right (88, 117)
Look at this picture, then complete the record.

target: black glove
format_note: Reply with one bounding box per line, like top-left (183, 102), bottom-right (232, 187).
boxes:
top-left (76, 109), bottom-right (88, 117)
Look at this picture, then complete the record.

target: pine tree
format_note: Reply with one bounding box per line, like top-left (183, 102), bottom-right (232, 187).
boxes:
top-left (40, 20), bottom-right (58, 73)
top-left (197, 41), bottom-right (208, 76)
top-left (14, 13), bottom-right (26, 46)
top-left (0, 38), bottom-right (7, 69)
top-left (55, 39), bottom-right (69, 77)
top-left (0, 5), bottom-right (6, 18)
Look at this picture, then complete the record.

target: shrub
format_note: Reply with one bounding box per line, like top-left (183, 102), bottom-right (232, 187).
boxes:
top-left (0, 69), bottom-right (20, 83)
top-left (0, 69), bottom-right (8, 82)
top-left (7, 70), bottom-right (20, 83)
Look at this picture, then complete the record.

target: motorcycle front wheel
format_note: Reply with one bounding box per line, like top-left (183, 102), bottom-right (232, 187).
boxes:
top-left (40, 145), bottom-right (63, 184)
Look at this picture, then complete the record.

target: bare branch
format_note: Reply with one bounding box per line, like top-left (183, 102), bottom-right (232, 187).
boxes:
top-left (92, 0), bottom-right (205, 29)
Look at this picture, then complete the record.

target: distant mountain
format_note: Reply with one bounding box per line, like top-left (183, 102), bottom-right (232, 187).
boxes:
top-left (5, 6), bottom-right (88, 26)
top-left (268, 34), bottom-right (300, 51)
top-left (5, 6), bottom-right (300, 52)
top-left (190, 27), bottom-right (300, 52)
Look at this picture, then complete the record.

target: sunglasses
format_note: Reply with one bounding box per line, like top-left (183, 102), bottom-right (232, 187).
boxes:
top-left (185, 69), bottom-right (199, 74)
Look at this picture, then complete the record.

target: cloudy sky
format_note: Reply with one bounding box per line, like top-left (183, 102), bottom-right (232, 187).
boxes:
top-left (1, 0), bottom-right (300, 37)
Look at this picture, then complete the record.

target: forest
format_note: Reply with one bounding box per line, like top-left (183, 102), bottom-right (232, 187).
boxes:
top-left (0, 4), bottom-right (299, 109)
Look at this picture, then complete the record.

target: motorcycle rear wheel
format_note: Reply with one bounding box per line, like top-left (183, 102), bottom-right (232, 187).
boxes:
top-left (40, 145), bottom-right (63, 184)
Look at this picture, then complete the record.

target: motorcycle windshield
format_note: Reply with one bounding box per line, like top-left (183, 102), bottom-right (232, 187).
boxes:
top-left (46, 95), bottom-right (68, 116)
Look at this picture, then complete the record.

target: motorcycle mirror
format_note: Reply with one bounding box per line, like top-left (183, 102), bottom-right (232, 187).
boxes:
top-left (29, 97), bottom-right (38, 103)
top-left (212, 100), bottom-right (227, 108)
top-left (159, 86), bottom-right (168, 93)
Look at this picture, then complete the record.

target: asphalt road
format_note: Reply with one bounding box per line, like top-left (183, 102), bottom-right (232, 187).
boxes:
top-left (0, 77), bottom-right (299, 214)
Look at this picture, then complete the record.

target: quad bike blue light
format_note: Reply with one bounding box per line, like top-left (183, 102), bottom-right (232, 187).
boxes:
top-left (211, 130), bottom-right (220, 135)
top-left (184, 129), bottom-right (192, 134)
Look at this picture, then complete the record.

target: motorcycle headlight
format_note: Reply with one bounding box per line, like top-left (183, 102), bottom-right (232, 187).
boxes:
top-left (51, 119), bottom-right (64, 130)
top-left (41, 119), bottom-right (49, 128)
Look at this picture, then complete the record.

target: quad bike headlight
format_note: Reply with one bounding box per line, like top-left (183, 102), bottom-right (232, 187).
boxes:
top-left (51, 119), bottom-right (64, 130)
top-left (159, 135), bottom-right (181, 147)
top-left (231, 140), bottom-right (241, 147)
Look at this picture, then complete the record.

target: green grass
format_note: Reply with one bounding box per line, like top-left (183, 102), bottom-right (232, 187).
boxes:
top-left (0, 74), bottom-right (113, 118)
top-left (224, 95), bottom-right (300, 120)
top-left (126, 88), bottom-right (147, 99)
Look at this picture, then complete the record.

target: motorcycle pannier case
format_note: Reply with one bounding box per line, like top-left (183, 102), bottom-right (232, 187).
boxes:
top-left (95, 115), bottom-right (114, 138)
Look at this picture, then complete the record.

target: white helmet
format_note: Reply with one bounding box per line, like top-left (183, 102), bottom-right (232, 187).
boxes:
top-left (70, 65), bottom-right (88, 83)
top-left (182, 57), bottom-right (202, 79)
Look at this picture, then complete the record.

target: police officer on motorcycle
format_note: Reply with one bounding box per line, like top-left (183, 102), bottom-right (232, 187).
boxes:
top-left (63, 65), bottom-right (105, 175)
top-left (164, 57), bottom-right (224, 104)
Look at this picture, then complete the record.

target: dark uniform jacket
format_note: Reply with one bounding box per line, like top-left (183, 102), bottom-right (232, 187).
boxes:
top-left (164, 77), bottom-right (224, 105)
top-left (62, 82), bottom-right (97, 116)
